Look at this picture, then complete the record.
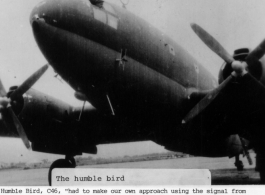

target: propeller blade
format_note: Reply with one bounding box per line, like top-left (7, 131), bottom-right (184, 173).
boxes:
top-left (182, 75), bottom-right (233, 124)
top-left (244, 39), bottom-right (265, 79)
top-left (191, 23), bottom-right (234, 64)
top-left (10, 64), bottom-right (48, 99)
top-left (0, 79), bottom-right (7, 97)
top-left (247, 38), bottom-right (265, 60)
top-left (7, 106), bottom-right (31, 149)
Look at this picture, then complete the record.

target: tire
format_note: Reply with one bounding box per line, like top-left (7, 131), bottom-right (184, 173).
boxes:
top-left (236, 164), bottom-right (244, 171)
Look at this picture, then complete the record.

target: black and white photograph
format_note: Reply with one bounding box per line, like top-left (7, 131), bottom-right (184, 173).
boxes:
top-left (0, 0), bottom-right (264, 186)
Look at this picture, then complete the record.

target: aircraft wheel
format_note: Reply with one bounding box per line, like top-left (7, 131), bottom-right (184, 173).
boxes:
top-left (48, 159), bottom-right (75, 186)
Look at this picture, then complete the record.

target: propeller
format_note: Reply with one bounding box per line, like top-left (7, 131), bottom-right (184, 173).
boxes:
top-left (0, 64), bottom-right (49, 149)
top-left (191, 23), bottom-right (234, 64)
top-left (10, 65), bottom-right (48, 100)
top-left (0, 80), bottom-right (6, 97)
top-left (182, 24), bottom-right (265, 124)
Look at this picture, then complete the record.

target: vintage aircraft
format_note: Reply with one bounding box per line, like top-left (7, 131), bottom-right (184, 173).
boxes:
top-left (1, 0), bottom-right (265, 185)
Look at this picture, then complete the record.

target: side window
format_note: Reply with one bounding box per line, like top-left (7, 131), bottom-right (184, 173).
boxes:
top-left (93, 7), bottom-right (107, 23)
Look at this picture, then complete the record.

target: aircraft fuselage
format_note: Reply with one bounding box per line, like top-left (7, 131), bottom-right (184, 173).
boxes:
top-left (29, 0), bottom-right (223, 156)
top-left (31, 0), bottom-right (216, 114)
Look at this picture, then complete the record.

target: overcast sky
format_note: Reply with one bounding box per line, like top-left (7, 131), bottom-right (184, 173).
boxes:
top-left (0, 0), bottom-right (265, 163)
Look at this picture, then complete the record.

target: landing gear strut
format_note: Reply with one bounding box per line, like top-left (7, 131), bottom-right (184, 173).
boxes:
top-left (234, 155), bottom-right (244, 171)
top-left (255, 153), bottom-right (265, 184)
top-left (48, 155), bottom-right (76, 186)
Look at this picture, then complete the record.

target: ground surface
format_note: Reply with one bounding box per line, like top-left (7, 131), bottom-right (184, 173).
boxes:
top-left (0, 153), bottom-right (260, 186)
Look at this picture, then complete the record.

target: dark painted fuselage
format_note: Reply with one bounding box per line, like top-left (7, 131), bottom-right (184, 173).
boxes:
top-left (29, 0), bottom-right (224, 156)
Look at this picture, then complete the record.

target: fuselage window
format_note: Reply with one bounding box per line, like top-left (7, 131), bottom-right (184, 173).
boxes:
top-left (93, 7), bottom-right (107, 24)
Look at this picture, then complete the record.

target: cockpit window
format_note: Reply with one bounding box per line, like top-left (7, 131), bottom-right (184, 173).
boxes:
top-left (103, 3), bottom-right (116, 16)
top-left (92, 2), bottom-right (118, 29)
top-left (93, 8), bottom-right (107, 24)
top-left (107, 14), bottom-right (118, 29)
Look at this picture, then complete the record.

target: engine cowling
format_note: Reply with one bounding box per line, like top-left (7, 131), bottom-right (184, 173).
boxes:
top-left (219, 48), bottom-right (249, 84)
top-left (10, 88), bottom-right (99, 155)
top-left (218, 48), bottom-right (265, 85)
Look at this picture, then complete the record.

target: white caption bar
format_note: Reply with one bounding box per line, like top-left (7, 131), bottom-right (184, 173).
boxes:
top-left (0, 186), bottom-right (264, 195)
top-left (52, 169), bottom-right (210, 186)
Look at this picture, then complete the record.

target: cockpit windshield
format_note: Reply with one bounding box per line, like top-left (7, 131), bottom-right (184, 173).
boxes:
top-left (92, 2), bottom-right (118, 29)
top-left (103, 3), bottom-right (116, 15)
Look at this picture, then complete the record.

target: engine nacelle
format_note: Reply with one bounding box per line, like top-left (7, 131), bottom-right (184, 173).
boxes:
top-left (13, 88), bottom-right (101, 156)
top-left (15, 88), bottom-right (81, 154)
top-left (218, 48), bottom-right (250, 84)
top-left (218, 48), bottom-right (265, 85)
top-left (20, 88), bottom-right (73, 123)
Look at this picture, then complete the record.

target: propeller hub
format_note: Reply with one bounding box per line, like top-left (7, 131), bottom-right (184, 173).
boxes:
top-left (0, 97), bottom-right (10, 111)
top-left (231, 61), bottom-right (247, 77)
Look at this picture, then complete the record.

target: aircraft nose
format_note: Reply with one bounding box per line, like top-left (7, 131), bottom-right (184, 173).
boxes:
top-left (30, 0), bottom-right (61, 26)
